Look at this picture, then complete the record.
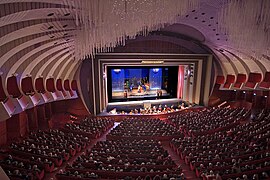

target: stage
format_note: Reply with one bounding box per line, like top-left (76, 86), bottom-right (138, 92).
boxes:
top-left (106, 98), bottom-right (184, 112)
top-left (111, 89), bottom-right (170, 102)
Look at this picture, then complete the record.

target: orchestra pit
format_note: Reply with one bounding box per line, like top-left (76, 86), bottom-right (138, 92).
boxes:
top-left (0, 0), bottom-right (270, 180)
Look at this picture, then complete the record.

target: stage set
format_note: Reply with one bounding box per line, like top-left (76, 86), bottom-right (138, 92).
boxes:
top-left (91, 53), bottom-right (213, 115)
top-left (108, 67), bottom-right (175, 102)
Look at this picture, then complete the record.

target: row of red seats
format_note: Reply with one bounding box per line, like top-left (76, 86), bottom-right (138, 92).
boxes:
top-left (57, 118), bottom-right (185, 179)
top-left (1, 117), bottom-right (115, 180)
top-left (167, 107), bottom-right (249, 137)
top-left (170, 108), bottom-right (269, 180)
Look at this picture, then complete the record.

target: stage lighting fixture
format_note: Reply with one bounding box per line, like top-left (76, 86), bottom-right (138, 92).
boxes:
top-left (113, 69), bottom-right (121, 73)
top-left (152, 68), bottom-right (160, 73)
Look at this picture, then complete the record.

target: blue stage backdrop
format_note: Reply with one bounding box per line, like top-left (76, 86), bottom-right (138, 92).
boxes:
top-left (149, 68), bottom-right (162, 90)
top-left (111, 68), bottom-right (163, 92)
top-left (125, 69), bottom-right (142, 87)
top-left (108, 66), bottom-right (178, 102)
top-left (111, 69), bottom-right (124, 92)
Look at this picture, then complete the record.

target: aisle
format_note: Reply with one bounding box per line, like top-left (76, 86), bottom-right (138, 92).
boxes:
top-left (44, 122), bottom-right (120, 180)
top-left (161, 141), bottom-right (200, 180)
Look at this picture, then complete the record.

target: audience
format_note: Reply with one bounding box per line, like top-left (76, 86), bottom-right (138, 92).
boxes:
top-left (170, 108), bottom-right (270, 180)
top-left (58, 139), bottom-right (184, 179)
top-left (1, 117), bottom-right (114, 180)
top-left (167, 107), bottom-right (249, 136)
top-left (108, 117), bottom-right (182, 140)
top-left (2, 107), bottom-right (269, 180)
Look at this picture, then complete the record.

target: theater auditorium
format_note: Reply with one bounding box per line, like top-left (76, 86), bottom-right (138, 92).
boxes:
top-left (0, 0), bottom-right (269, 180)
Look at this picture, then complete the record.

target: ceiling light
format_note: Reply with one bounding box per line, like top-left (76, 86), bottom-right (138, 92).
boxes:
top-left (62, 0), bottom-right (199, 60)
top-left (64, 13), bottom-right (71, 16)
top-left (47, 13), bottom-right (54, 17)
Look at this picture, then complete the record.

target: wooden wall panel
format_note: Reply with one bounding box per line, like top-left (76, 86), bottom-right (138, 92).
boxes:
top-left (26, 107), bottom-right (38, 131)
top-left (6, 114), bottom-right (20, 142)
top-left (37, 104), bottom-right (48, 130)
top-left (0, 121), bottom-right (7, 146)
top-left (19, 111), bottom-right (28, 137)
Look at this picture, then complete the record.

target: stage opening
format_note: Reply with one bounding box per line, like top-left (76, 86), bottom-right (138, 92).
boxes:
top-left (107, 66), bottom-right (179, 102)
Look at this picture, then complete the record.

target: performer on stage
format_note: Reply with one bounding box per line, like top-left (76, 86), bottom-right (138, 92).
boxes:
top-left (130, 83), bottom-right (134, 92)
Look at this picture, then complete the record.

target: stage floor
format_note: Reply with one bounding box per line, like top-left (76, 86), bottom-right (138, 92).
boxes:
top-left (111, 89), bottom-right (169, 102)
top-left (106, 98), bottom-right (182, 112)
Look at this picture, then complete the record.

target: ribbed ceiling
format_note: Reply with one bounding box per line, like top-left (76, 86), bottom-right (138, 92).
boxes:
top-left (0, 0), bottom-right (269, 90)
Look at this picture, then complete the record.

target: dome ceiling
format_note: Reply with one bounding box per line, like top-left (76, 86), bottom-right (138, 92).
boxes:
top-left (0, 0), bottom-right (269, 91)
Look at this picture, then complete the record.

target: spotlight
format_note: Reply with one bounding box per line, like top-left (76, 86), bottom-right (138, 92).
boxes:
top-left (152, 68), bottom-right (160, 73)
top-left (113, 69), bottom-right (121, 73)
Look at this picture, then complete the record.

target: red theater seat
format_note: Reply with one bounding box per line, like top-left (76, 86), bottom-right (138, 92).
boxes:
top-left (223, 75), bottom-right (235, 89)
top-left (233, 74), bottom-right (246, 88)
top-left (46, 78), bottom-right (56, 92)
top-left (71, 80), bottom-right (78, 91)
top-left (0, 76), bottom-right (7, 101)
top-left (56, 79), bottom-right (64, 91)
top-left (21, 77), bottom-right (35, 95)
top-left (64, 80), bottom-right (71, 91)
top-left (215, 75), bottom-right (225, 85)
top-left (7, 76), bottom-right (22, 98)
top-left (57, 79), bottom-right (67, 96)
top-left (35, 78), bottom-right (46, 93)
top-left (244, 73), bottom-right (262, 89)
top-left (259, 72), bottom-right (270, 89)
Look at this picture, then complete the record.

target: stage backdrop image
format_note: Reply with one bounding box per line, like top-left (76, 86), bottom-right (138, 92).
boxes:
top-left (107, 66), bottom-right (178, 102)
